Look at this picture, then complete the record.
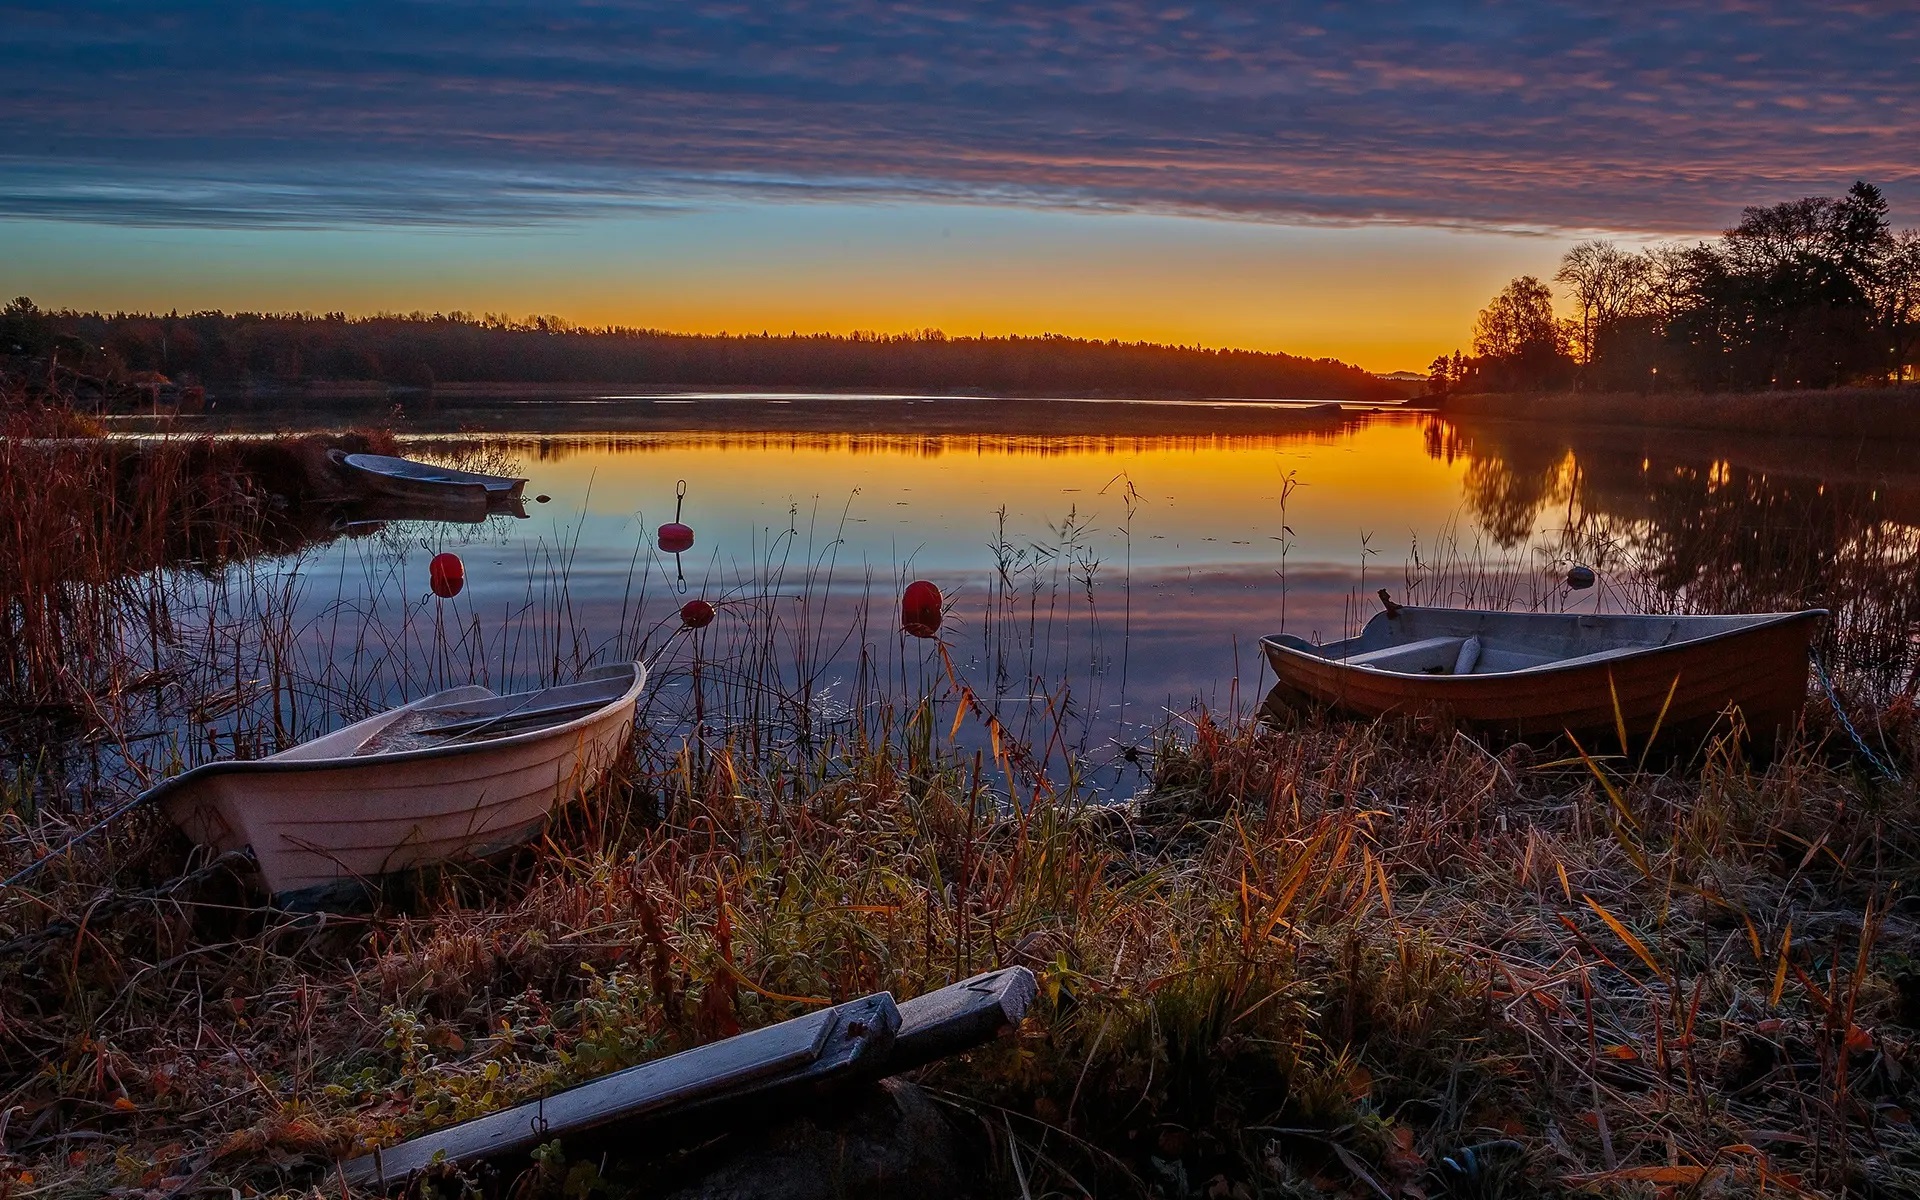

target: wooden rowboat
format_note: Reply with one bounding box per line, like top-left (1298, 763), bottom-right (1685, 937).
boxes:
top-left (154, 662), bottom-right (646, 908)
top-left (1262, 607), bottom-right (1823, 747)
top-left (328, 449), bottom-right (528, 505)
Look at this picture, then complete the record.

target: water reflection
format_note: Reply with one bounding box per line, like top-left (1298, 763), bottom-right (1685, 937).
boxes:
top-left (12, 407), bottom-right (1917, 806)
top-left (1429, 416), bottom-right (1920, 691)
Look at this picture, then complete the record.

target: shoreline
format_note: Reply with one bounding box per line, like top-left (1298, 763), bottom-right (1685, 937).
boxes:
top-left (1440, 385), bottom-right (1920, 441)
top-left (199, 379), bottom-right (1427, 405)
top-left (103, 391), bottom-right (1410, 438)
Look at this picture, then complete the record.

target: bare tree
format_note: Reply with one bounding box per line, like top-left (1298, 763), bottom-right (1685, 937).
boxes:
top-left (1639, 244), bottom-right (1701, 325)
top-left (1554, 241), bottom-right (1651, 373)
top-left (1877, 229), bottom-right (1920, 381)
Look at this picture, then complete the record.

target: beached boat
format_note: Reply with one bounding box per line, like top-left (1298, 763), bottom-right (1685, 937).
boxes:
top-left (153, 662), bottom-right (647, 907)
top-left (329, 449), bottom-right (528, 505)
top-left (1262, 606), bottom-right (1823, 747)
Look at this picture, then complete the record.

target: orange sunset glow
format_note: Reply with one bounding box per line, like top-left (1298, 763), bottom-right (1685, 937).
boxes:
top-left (6, 207), bottom-right (1573, 373)
top-left (4, 5), bottom-right (1919, 1196)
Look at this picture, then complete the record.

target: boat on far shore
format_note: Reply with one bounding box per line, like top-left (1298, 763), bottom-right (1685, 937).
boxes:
top-left (1263, 605), bottom-right (1824, 749)
top-left (328, 449), bottom-right (528, 506)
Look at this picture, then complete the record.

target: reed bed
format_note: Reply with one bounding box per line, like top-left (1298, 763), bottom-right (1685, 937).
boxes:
top-left (0, 418), bottom-right (400, 819)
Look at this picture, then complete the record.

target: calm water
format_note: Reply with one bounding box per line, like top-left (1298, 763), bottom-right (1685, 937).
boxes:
top-left (83, 396), bottom-right (1920, 796)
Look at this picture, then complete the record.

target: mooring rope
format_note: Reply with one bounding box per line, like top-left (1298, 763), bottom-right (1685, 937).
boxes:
top-left (1810, 648), bottom-right (1902, 782)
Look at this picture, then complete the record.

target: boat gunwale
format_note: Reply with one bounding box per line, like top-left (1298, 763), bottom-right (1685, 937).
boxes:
top-left (333, 449), bottom-right (529, 492)
top-left (1260, 608), bottom-right (1825, 684)
top-left (145, 662), bottom-right (647, 801)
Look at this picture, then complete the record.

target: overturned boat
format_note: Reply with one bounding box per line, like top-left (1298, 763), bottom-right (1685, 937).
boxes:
top-left (154, 662), bottom-right (647, 907)
top-left (329, 449), bottom-right (528, 506)
top-left (1263, 606), bottom-right (1823, 747)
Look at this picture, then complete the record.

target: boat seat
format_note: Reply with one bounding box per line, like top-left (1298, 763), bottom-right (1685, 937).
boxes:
top-left (1520, 644), bottom-right (1646, 672)
top-left (1341, 636), bottom-right (1466, 673)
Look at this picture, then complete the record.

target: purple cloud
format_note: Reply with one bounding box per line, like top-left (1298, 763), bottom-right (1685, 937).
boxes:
top-left (1, 1), bottom-right (1913, 231)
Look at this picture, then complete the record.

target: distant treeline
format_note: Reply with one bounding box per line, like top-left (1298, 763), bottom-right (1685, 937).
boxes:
top-left (0, 301), bottom-right (1403, 402)
top-left (1431, 181), bottom-right (1920, 394)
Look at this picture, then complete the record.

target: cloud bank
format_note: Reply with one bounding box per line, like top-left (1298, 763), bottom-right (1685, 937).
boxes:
top-left (2, 1), bottom-right (1914, 232)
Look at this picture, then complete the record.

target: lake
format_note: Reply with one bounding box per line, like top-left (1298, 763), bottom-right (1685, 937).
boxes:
top-left (35, 394), bottom-right (1920, 801)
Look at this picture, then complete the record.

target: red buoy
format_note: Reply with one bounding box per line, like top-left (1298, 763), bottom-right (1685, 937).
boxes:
top-left (901, 580), bottom-right (943, 638)
top-left (680, 599), bottom-right (715, 629)
top-left (429, 552), bottom-right (465, 599)
top-left (658, 522), bottom-right (695, 554)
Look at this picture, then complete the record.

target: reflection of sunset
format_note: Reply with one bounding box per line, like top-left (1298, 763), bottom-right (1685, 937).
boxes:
top-left (404, 418), bottom-right (1471, 571)
top-left (379, 410), bottom-right (1920, 699)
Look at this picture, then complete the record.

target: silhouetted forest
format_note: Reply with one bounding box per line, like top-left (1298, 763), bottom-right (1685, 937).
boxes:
top-left (1, 300), bottom-right (1402, 403)
top-left (1429, 181), bottom-right (1920, 394)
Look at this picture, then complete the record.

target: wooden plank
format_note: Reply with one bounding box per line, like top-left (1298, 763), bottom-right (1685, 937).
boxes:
top-left (342, 993), bottom-right (898, 1189)
top-left (885, 967), bottom-right (1036, 1075)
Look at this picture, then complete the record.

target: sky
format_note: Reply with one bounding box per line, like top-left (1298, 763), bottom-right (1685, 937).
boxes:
top-left (3, 2), bottom-right (1915, 372)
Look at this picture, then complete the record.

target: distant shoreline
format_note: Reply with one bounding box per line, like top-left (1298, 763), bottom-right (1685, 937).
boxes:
top-left (206, 379), bottom-right (1426, 404)
top-left (1440, 386), bottom-right (1920, 442)
top-left (104, 389), bottom-right (1412, 439)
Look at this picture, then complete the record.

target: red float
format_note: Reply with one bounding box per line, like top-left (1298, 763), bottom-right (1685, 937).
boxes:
top-left (429, 552), bottom-right (465, 599)
top-left (658, 521), bottom-right (695, 554)
top-left (680, 599), bottom-right (716, 629)
top-left (901, 580), bottom-right (943, 638)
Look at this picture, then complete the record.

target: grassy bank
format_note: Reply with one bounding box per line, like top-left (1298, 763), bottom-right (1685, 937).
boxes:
top-left (2, 666), bottom-right (1917, 1197)
top-left (1441, 388), bottom-right (1920, 442)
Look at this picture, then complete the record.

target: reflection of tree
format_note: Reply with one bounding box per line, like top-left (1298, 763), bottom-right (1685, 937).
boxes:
top-left (1460, 449), bottom-right (1570, 549)
top-left (1429, 417), bottom-right (1573, 549)
top-left (1429, 418), bottom-right (1920, 693)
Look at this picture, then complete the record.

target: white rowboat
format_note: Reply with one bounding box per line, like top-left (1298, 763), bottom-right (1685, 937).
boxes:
top-left (155, 662), bottom-right (647, 907)
top-left (329, 450), bottom-right (528, 505)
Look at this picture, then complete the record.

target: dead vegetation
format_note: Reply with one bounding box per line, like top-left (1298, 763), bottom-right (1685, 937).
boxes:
top-left (0, 677), bottom-right (1916, 1198)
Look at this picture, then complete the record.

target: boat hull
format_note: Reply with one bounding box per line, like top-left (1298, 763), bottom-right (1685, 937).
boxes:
top-left (159, 665), bottom-right (644, 905)
top-left (1263, 610), bottom-right (1820, 748)
top-left (329, 450), bottom-right (528, 506)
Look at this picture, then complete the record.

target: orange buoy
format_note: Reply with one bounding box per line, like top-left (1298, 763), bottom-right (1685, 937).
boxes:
top-left (429, 552), bottom-right (465, 599)
top-left (901, 580), bottom-right (942, 638)
top-left (680, 599), bottom-right (715, 629)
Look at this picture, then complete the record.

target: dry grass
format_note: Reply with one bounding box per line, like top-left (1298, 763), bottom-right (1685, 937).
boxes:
top-left (1, 671), bottom-right (1916, 1198)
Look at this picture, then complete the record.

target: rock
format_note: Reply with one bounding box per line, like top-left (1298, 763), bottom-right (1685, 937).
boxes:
top-left (655, 1078), bottom-right (975, 1200)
